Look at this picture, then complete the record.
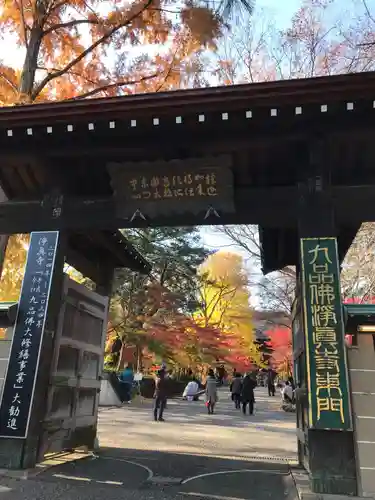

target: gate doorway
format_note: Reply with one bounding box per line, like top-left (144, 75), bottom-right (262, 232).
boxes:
top-left (39, 277), bottom-right (108, 460)
top-left (0, 71), bottom-right (373, 495)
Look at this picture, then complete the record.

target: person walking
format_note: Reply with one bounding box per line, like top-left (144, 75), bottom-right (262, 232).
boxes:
top-left (153, 369), bottom-right (168, 422)
top-left (205, 369), bottom-right (218, 415)
top-left (267, 368), bottom-right (276, 397)
top-left (118, 363), bottom-right (134, 403)
top-left (241, 372), bottom-right (257, 415)
top-left (230, 372), bottom-right (242, 409)
top-left (216, 365), bottom-right (225, 386)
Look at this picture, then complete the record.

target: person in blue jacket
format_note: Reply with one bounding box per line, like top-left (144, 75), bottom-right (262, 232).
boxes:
top-left (118, 363), bottom-right (134, 403)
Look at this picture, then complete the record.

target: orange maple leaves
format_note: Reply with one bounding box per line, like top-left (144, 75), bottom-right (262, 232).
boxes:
top-left (0, 0), bottom-right (225, 105)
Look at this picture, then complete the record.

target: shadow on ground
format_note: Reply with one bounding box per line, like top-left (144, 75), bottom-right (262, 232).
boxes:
top-left (30, 447), bottom-right (299, 500)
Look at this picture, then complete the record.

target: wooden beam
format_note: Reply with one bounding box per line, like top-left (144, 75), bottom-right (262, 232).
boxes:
top-left (0, 187), bottom-right (298, 233)
top-left (0, 185), bottom-right (372, 234)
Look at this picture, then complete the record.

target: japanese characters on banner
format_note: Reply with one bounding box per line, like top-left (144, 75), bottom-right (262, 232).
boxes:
top-left (0, 232), bottom-right (59, 438)
top-left (300, 237), bottom-right (352, 430)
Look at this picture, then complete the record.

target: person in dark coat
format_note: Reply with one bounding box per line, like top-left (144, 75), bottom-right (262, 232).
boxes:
top-left (267, 368), bottom-right (276, 397)
top-left (153, 369), bottom-right (168, 421)
top-left (230, 372), bottom-right (243, 409)
top-left (241, 373), bottom-right (257, 415)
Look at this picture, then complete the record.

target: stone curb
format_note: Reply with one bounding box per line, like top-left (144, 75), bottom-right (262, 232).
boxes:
top-left (290, 469), bottom-right (375, 500)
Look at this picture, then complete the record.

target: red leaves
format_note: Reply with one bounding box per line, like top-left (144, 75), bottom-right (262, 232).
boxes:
top-left (265, 327), bottom-right (292, 372)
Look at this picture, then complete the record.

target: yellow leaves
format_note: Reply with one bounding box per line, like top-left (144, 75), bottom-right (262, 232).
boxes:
top-left (195, 251), bottom-right (257, 366)
top-left (0, 65), bottom-right (18, 105)
top-left (0, 234), bottom-right (29, 302)
top-left (64, 265), bottom-right (87, 285)
top-left (200, 251), bottom-right (247, 288)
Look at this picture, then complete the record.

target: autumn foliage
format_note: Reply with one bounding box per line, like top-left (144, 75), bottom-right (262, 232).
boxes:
top-left (106, 251), bottom-right (261, 373)
top-left (0, 0), bottom-right (225, 105)
top-left (265, 327), bottom-right (292, 376)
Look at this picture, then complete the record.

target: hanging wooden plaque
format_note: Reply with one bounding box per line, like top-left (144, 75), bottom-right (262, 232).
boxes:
top-left (107, 155), bottom-right (235, 219)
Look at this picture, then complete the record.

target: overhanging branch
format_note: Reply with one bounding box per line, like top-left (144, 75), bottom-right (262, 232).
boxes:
top-left (71, 73), bottom-right (159, 99)
top-left (31, 0), bottom-right (154, 100)
top-left (42, 18), bottom-right (100, 37)
top-left (0, 72), bottom-right (18, 93)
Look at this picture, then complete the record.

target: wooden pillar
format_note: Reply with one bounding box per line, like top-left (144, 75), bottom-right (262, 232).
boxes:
top-left (95, 265), bottom-right (114, 297)
top-left (0, 231), bottom-right (67, 469)
top-left (0, 187), bottom-right (9, 278)
top-left (297, 166), bottom-right (357, 495)
top-left (89, 264), bottom-right (114, 451)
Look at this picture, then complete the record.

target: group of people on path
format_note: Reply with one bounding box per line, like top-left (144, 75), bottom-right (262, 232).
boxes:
top-left (230, 372), bottom-right (257, 415)
top-left (118, 363), bottom-right (271, 422)
top-left (152, 367), bottom-right (219, 420)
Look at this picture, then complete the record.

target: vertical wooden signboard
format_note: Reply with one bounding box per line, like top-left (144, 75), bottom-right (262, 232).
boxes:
top-left (300, 237), bottom-right (352, 430)
top-left (0, 232), bottom-right (59, 438)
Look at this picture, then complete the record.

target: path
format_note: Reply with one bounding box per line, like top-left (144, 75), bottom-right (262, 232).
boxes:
top-left (0, 387), bottom-right (299, 500)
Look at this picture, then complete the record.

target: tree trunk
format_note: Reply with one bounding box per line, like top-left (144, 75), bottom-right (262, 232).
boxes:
top-left (19, 19), bottom-right (44, 101)
top-left (136, 344), bottom-right (143, 372)
top-left (116, 342), bottom-right (125, 372)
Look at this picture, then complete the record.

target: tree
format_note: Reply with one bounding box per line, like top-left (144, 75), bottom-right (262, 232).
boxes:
top-left (133, 250), bottom-right (260, 373)
top-left (341, 223), bottom-right (375, 303)
top-left (0, 0), bottom-right (254, 105)
top-left (122, 227), bottom-right (209, 312)
top-left (194, 251), bottom-right (261, 369)
top-left (107, 227), bottom-right (209, 369)
top-left (265, 327), bottom-right (292, 377)
top-left (213, 225), bottom-right (295, 322)
top-left (213, 0), bottom-right (375, 86)
top-left (147, 309), bottom-right (228, 371)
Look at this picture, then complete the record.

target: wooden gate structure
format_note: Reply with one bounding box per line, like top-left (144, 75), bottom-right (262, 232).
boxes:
top-left (39, 276), bottom-right (109, 460)
top-left (1, 71), bottom-right (375, 494)
top-left (0, 229), bottom-right (150, 469)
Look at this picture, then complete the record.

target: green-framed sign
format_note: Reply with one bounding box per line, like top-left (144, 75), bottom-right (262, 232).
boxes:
top-left (300, 237), bottom-right (352, 430)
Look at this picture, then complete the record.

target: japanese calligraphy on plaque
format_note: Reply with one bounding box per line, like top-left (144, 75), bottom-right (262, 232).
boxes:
top-left (107, 155), bottom-right (235, 218)
top-left (0, 231), bottom-right (58, 438)
top-left (300, 237), bottom-right (352, 431)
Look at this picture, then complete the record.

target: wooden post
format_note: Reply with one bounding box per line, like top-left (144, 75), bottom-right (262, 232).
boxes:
top-left (296, 169), bottom-right (357, 495)
top-left (92, 264), bottom-right (114, 452)
top-left (0, 231), bottom-right (66, 469)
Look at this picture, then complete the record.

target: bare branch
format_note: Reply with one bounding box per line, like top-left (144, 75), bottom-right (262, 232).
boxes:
top-left (42, 18), bottom-right (100, 37)
top-left (0, 72), bottom-right (18, 93)
top-left (362, 0), bottom-right (375, 25)
top-left (71, 73), bottom-right (159, 99)
top-left (15, 0), bottom-right (30, 47)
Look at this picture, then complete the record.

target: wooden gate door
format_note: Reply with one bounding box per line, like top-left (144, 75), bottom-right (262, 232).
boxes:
top-left (39, 276), bottom-right (109, 459)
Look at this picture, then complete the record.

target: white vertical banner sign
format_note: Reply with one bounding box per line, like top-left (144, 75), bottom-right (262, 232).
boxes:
top-left (0, 232), bottom-right (59, 438)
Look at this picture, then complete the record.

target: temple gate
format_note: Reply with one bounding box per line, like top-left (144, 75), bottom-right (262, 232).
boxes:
top-left (0, 71), bottom-right (375, 494)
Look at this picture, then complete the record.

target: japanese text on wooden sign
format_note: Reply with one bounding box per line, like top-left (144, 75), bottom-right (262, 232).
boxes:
top-left (300, 238), bottom-right (352, 430)
top-left (0, 231), bottom-right (59, 438)
top-left (128, 173), bottom-right (218, 201)
top-left (107, 156), bottom-right (235, 219)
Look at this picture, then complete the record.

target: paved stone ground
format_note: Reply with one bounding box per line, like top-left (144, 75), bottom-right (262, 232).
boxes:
top-left (0, 387), bottom-right (299, 500)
